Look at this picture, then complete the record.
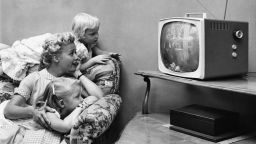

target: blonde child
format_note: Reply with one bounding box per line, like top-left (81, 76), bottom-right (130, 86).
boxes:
top-left (71, 12), bottom-right (120, 72)
top-left (35, 77), bottom-right (99, 133)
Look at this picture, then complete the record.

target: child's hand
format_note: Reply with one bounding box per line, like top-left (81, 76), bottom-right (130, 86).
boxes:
top-left (109, 53), bottom-right (121, 60)
top-left (91, 55), bottom-right (111, 65)
top-left (32, 105), bottom-right (55, 130)
top-left (78, 96), bottom-right (98, 110)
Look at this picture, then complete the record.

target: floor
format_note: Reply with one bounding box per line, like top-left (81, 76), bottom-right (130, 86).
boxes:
top-left (229, 136), bottom-right (256, 144)
top-left (115, 113), bottom-right (256, 144)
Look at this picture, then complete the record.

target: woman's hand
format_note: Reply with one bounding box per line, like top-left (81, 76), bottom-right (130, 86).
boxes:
top-left (73, 69), bottom-right (83, 79)
top-left (32, 105), bottom-right (55, 129)
top-left (72, 61), bottom-right (84, 78)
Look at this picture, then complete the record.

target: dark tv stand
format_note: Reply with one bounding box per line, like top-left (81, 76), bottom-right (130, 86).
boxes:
top-left (135, 70), bottom-right (256, 115)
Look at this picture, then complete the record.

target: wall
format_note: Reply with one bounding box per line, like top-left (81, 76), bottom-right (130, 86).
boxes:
top-left (1, 0), bottom-right (256, 143)
top-left (0, 0), bottom-right (2, 42)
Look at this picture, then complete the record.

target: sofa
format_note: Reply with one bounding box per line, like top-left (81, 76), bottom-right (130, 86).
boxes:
top-left (0, 34), bottom-right (122, 144)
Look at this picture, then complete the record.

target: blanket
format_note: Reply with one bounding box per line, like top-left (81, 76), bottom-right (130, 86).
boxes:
top-left (0, 33), bottom-right (53, 81)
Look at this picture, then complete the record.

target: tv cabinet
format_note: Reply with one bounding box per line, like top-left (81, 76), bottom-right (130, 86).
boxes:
top-left (134, 70), bottom-right (256, 114)
top-left (116, 70), bottom-right (256, 144)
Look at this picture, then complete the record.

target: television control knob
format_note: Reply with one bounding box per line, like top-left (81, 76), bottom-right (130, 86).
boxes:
top-left (232, 44), bottom-right (237, 50)
top-left (232, 52), bottom-right (238, 58)
top-left (234, 30), bottom-right (243, 39)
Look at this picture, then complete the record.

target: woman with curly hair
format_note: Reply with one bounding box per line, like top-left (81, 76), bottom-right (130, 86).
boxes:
top-left (4, 32), bottom-right (103, 129)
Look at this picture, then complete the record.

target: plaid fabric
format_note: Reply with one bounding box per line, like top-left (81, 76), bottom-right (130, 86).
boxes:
top-left (0, 120), bottom-right (25, 144)
top-left (22, 129), bottom-right (61, 144)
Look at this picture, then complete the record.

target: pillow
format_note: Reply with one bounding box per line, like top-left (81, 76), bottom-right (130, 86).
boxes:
top-left (69, 94), bottom-right (122, 143)
top-left (84, 58), bottom-right (121, 95)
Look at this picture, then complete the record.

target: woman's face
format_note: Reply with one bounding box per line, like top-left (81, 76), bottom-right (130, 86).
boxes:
top-left (80, 27), bottom-right (99, 45)
top-left (58, 43), bottom-right (79, 74)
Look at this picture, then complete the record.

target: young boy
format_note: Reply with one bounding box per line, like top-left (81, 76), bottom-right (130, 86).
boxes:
top-left (71, 12), bottom-right (120, 72)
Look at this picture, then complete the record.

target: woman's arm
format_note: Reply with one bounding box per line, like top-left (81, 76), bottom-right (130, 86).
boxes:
top-left (4, 95), bottom-right (54, 128)
top-left (4, 95), bottom-right (34, 119)
top-left (80, 58), bottom-right (95, 70)
top-left (4, 72), bottom-right (37, 119)
top-left (4, 72), bottom-right (54, 128)
top-left (74, 70), bottom-right (104, 98)
top-left (46, 107), bottom-right (83, 133)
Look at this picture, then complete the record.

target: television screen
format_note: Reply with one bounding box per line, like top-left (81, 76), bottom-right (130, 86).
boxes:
top-left (160, 21), bottom-right (200, 73)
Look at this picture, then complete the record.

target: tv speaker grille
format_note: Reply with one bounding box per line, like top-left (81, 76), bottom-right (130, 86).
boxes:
top-left (210, 21), bottom-right (229, 30)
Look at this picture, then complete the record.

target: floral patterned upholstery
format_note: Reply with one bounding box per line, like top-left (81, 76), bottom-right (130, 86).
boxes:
top-left (84, 57), bottom-right (121, 95)
top-left (67, 58), bottom-right (122, 144)
top-left (70, 94), bottom-right (122, 144)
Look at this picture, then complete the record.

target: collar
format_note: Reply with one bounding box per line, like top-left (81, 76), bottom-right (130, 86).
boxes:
top-left (41, 68), bottom-right (57, 80)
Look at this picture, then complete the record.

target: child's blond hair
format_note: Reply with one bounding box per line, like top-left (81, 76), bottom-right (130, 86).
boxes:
top-left (35, 77), bottom-right (82, 118)
top-left (72, 12), bottom-right (100, 40)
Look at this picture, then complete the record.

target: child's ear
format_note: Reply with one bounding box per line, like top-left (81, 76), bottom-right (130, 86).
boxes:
top-left (57, 99), bottom-right (65, 108)
top-left (53, 55), bottom-right (60, 63)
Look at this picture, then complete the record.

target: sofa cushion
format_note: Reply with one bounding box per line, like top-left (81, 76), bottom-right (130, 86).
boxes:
top-left (70, 94), bottom-right (122, 143)
top-left (84, 58), bottom-right (121, 95)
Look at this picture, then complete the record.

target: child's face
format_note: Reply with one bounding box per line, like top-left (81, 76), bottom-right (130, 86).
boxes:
top-left (81, 27), bottom-right (99, 45)
top-left (63, 91), bottom-right (83, 112)
top-left (57, 43), bottom-right (79, 74)
top-left (61, 87), bottom-right (83, 116)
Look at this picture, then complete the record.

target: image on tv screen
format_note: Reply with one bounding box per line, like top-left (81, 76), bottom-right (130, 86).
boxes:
top-left (160, 21), bottom-right (199, 72)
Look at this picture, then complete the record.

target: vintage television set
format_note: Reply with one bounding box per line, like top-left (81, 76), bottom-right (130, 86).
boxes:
top-left (158, 13), bottom-right (248, 79)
